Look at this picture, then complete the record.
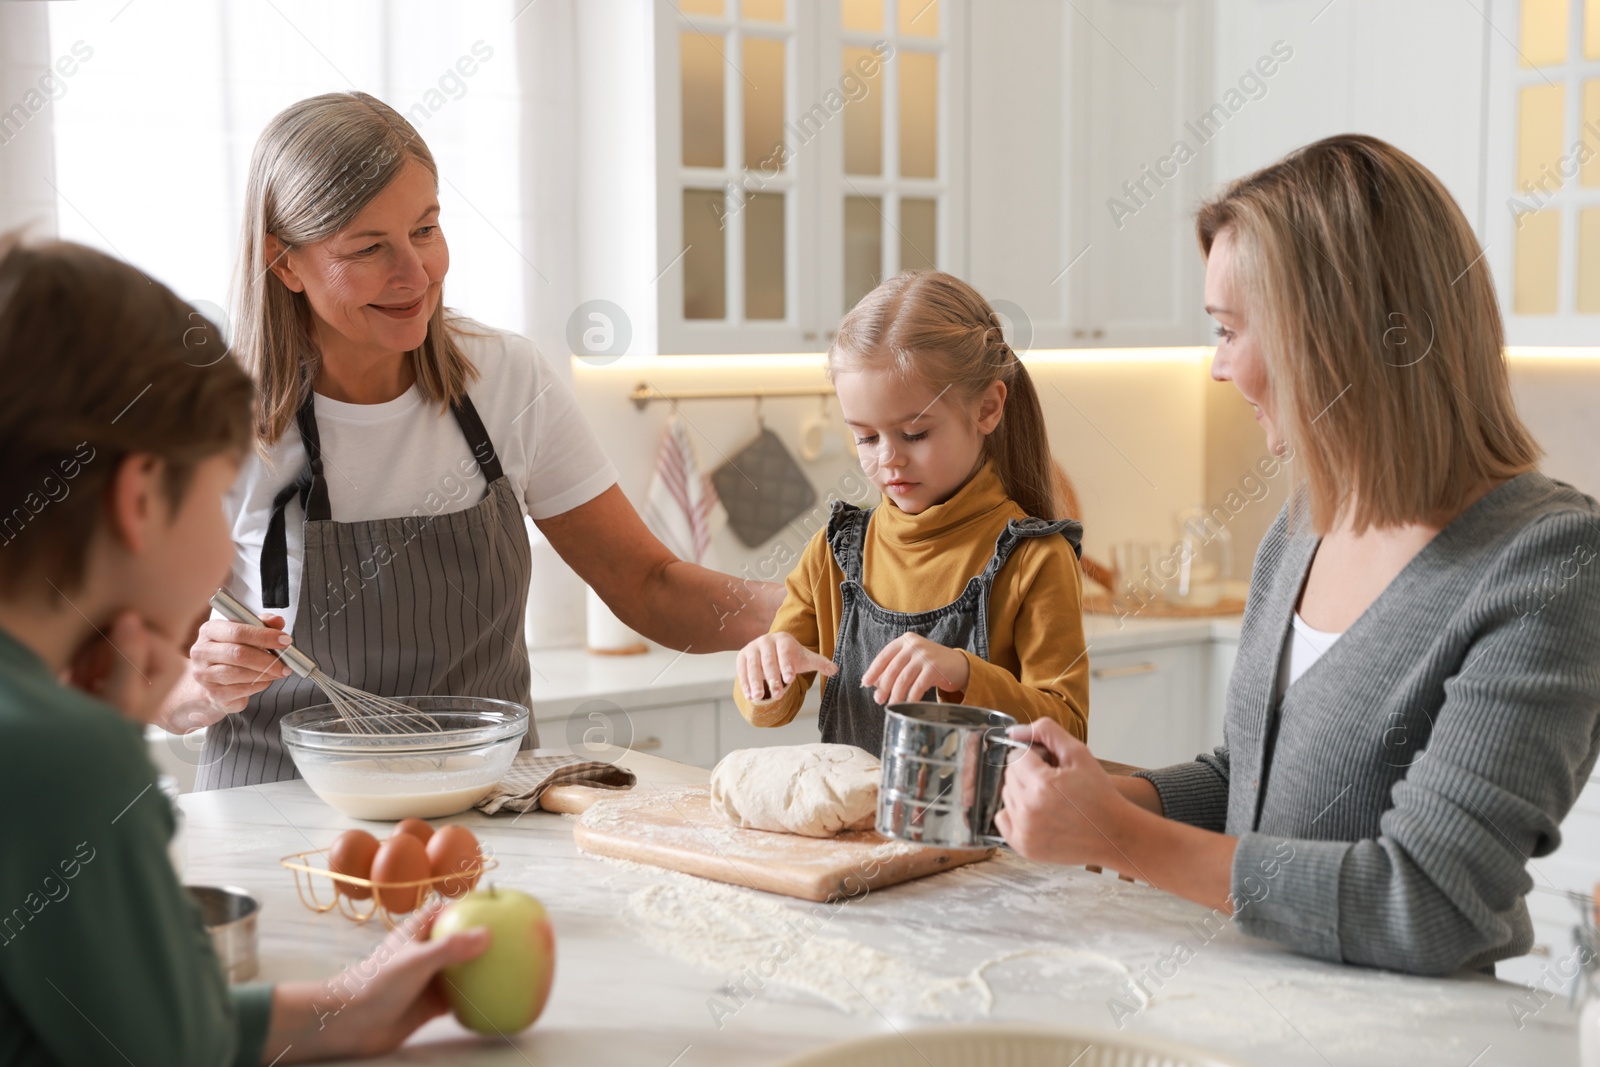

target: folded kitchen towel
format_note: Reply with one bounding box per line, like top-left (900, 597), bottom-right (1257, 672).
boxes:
top-left (643, 416), bottom-right (720, 565)
top-left (476, 752), bottom-right (637, 815)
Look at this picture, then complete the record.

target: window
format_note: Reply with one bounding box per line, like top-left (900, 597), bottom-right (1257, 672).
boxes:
top-left (42, 0), bottom-right (529, 338)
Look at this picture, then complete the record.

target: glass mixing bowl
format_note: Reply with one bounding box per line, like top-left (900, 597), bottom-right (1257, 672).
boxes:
top-left (281, 696), bottom-right (528, 820)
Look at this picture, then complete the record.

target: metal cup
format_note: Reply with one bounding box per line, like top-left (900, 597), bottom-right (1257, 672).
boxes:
top-left (877, 702), bottom-right (1031, 850)
top-left (186, 885), bottom-right (259, 982)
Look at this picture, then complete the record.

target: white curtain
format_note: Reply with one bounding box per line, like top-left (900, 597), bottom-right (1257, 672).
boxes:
top-left (0, 3), bottom-right (59, 237)
top-left (39, 0), bottom-right (544, 342)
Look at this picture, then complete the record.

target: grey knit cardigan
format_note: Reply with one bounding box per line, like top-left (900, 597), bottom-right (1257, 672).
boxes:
top-left (1135, 471), bottom-right (1600, 975)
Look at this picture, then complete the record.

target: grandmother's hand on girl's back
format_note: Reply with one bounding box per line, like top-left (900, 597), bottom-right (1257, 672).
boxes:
top-left (187, 613), bottom-right (294, 716)
top-left (861, 632), bottom-right (971, 706)
top-left (62, 610), bottom-right (189, 725)
top-left (738, 632), bottom-right (838, 703)
top-left (994, 718), bottom-right (1124, 867)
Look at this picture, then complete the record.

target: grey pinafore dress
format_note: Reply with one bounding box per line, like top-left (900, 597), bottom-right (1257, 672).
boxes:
top-left (195, 391), bottom-right (534, 790)
top-left (818, 500), bottom-right (1082, 756)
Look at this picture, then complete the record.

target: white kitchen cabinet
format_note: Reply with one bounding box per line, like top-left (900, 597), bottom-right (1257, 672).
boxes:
top-left (1070, 0), bottom-right (1214, 348)
top-left (1086, 640), bottom-right (1213, 769)
top-left (1483, 0), bottom-right (1600, 344)
top-left (618, 699), bottom-right (723, 769)
top-left (584, 0), bottom-right (1218, 356)
top-left (968, 0), bottom-right (1214, 349)
top-left (1207, 0), bottom-right (1489, 235)
top-left (716, 688), bottom-right (823, 753)
top-left (648, 0), bottom-right (969, 354)
top-left (1206, 636), bottom-right (1237, 753)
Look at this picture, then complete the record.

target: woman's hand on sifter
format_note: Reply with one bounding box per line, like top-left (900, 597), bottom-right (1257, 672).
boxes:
top-left (994, 717), bottom-right (1128, 867)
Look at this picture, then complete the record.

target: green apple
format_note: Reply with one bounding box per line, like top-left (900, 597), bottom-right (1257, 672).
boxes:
top-left (431, 887), bottom-right (555, 1034)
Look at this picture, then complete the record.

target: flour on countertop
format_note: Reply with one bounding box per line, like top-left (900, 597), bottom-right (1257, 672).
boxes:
top-left (626, 874), bottom-right (990, 1018)
top-left (623, 870), bottom-right (1151, 1020)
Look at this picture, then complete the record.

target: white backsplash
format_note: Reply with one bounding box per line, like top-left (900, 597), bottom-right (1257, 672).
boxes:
top-left (545, 350), bottom-right (1600, 601)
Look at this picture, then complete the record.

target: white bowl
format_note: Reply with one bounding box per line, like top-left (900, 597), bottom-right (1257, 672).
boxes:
top-left (777, 1024), bottom-right (1250, 1067)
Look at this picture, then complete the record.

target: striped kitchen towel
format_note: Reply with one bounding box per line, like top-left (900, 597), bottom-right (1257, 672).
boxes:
top-left (476, 752), bottom-right (636, 815)
top-left (642, 415), bottom-right (719, 564)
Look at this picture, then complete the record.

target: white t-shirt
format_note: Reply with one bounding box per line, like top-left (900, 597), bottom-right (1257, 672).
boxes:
top-left (1275, 612), bottom-right (1344, 702)
top-left (222, 318), bottom-right (617, 633)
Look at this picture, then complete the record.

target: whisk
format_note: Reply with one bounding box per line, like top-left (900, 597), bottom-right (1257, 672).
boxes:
top-left (209, 589), bottom-right (442, 737)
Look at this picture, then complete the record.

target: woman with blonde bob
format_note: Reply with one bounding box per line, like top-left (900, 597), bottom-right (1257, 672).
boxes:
top-left (154, 92), bottom-right (781, 786)
top-left (997, 134), bottom-right (1600, 977)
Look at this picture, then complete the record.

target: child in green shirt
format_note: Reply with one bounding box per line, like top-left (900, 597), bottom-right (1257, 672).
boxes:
top-left (0, 234), bottom-right (490, 1066)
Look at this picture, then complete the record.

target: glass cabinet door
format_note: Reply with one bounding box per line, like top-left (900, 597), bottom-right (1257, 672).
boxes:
top-left (832, 0), bottom-right (956, 320)
top-left (1488, 0), bottom-right (1600, 341)
top-left (660, 0), bottom-right (810, 352)
top-left (657, 0), bottom-right (965, 353)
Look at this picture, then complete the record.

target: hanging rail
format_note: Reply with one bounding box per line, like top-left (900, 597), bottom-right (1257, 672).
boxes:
top-left (628, 382), bottom-right (836, 411)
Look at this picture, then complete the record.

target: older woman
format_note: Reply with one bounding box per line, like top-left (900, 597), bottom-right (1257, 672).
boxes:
top-left (156, 92), bottom-right (780, 788)
top-left (997, 134), bottom-right (1600, 977)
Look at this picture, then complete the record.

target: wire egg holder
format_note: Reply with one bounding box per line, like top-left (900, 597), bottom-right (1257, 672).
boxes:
top-left (280, 846), bottom-right (499, 929)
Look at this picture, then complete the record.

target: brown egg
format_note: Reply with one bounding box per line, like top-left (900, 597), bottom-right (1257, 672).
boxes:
top-left (393, 818), bottom-right (434, 846)
top-left (327, 830), bottom-right (380, 900)
top-left (426, 825), bottom-right (483, 898)
top-left (371, 833), bottom-right (431, 914)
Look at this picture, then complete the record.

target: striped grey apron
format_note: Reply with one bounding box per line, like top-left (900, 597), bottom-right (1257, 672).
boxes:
top-left (195, 391), bottom-right (535, 790)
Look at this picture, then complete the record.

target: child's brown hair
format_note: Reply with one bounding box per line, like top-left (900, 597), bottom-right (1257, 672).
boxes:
top-left (828, 269), bottom-right (1064, 520)
top-left (0, 233), bottom-right (254, 598)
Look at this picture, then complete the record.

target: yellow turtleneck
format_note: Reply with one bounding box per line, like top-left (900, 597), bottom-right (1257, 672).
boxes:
top-left (734, 461), bottom-right (1090, 739)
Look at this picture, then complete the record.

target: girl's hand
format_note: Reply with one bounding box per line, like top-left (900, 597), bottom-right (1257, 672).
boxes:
top-left (737, 632), bottom-right (838, 703)
top-left (188, 613), bottom-right (294, 715)
top-left (63, 611), bottom-right (189, 725)
top-left (994, 717), bottom-right (1130, 868)
top-left (264, 903), bottom-right (493, 1062)
top-left (861, 632), bottom-right (970, 706)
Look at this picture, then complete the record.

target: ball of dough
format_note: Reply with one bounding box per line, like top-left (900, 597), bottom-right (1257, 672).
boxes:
top-left (710, 744), bottom-right (881, 837)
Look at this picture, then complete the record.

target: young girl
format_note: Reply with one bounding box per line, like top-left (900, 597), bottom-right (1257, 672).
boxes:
top-left (0, 234), bottom-right (489, 1065)
top-left (734, 271), bottom-right (1090, 755)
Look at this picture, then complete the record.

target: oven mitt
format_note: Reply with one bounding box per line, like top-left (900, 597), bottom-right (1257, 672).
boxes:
top-left (711, 427), bottom-right (818, 547)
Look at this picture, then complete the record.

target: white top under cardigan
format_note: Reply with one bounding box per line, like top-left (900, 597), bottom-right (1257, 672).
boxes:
top-left (1276, 612), bottom-right (1345, 697)
top-left (222, 318), bottom-right (618, 633)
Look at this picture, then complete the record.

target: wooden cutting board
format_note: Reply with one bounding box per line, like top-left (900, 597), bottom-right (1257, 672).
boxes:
top-left (562, 785), bottom-right (993, 902)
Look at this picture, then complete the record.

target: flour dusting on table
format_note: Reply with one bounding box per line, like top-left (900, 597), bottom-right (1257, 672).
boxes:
top-left (623, 870), bottom-right (1149, 1020)
top-left (626, 874), bottom-right (989, 1017)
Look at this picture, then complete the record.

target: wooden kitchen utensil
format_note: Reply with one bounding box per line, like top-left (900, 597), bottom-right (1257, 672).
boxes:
top-left (570, 785), bottom-right (992, 902)
top-left (539, 783), bottom-right (621, 814)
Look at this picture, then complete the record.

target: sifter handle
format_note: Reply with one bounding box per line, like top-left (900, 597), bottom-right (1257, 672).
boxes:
top-left (208, 589), bottom-right (318, 679)
top-left (977, 729), bottom-right (1058, 848)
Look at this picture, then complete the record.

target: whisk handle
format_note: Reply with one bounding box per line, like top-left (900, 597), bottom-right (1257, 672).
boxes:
top-left (208, 589), bottom-right (318, 679)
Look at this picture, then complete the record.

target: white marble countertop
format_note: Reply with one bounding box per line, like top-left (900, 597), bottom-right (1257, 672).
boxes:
top-left (177, 747), bottom-right (1577, 1067)
top-left (527, 614), bottom-right (1244, 722)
